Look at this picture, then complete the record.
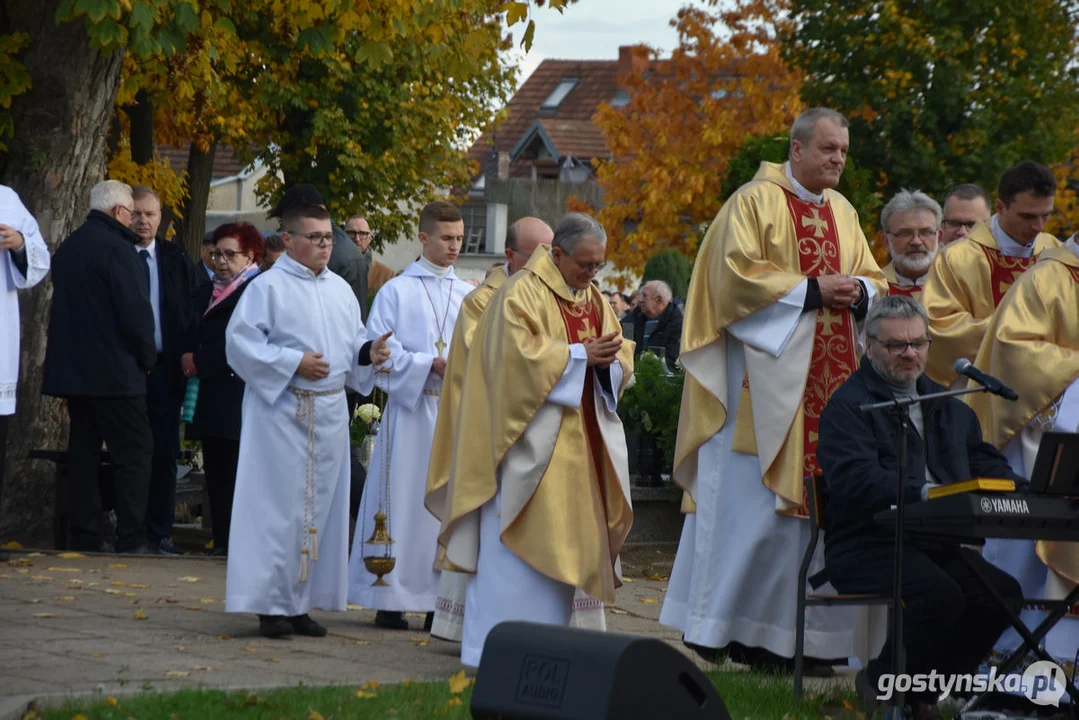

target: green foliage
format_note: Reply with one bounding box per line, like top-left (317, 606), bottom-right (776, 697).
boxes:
top-left (783, 0), bottom-right (1079, 200)
top-left (618, 352), bottom-right (684, 467)
top-left (0, 33), bottom-right (30, 150)
top-left (642, 249), bottom-right (693, 301)
top-left (718, 133), bottom-right (882, 251)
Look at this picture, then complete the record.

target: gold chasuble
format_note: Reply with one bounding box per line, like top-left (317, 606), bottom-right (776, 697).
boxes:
top-left (922, 223), bottom-right (1060, 384)
top-left (882, 262), bottom-right (923, 300)
top-left (967, 245), bottom-right (1079, 588)
top-left (436, 250), bottom-right (635, 604)
top-left (675, 162), bottom-right (887, 518)
top-left (425, 268), bottom-right (507, 527)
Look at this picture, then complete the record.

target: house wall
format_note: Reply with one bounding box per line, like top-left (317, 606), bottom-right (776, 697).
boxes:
top-left (487, 178), bottom-right (604, 229)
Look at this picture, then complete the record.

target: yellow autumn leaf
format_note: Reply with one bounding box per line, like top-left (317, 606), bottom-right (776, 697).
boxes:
top-left (648, 574), bottom-right (667, 581)
top-left (409, 636), bottom-right (429, 646)
top-left (47, 567), bottom-right (80, 572)
top-left (448, 670), bottom-right (469, 694)
top-left (128, 583), bottom-right (151, 589)
top-left (105, 696), bottom-right (118, 707)
top-left (90, 653), bottom-right (104, 658)
top-left (177, 576), bottom-right (200, 583)
top-left (124, 592), bottom-right (137, 597)
top-left (175, 645), bottom-right (186, 651)
top-left (448, 696), bottom-right (463, 706)
top-left (242, 647), bottom-right (257, 653)
top-left (111, 581), bottom-right (128, 587)
top-left (186, 606), bottom-right (202, 611)
top-left (640, 598), bottom-right (659, 604)
top-left (71, 714), bottom-right (88, 720)
top-left (1, 540), bottom-right (23, 549)
top-left (11, 558), bottom-right (31, 566)
top-left (57, 552), bottom-right (85, 559)
top-left (360, 680), bottom-right (379, 690)
top-left (217, 634), bottom-right (233, 640)
top-left (308, 711), bottom-right (325, 720)
top-left (108, 563), bottom-right (127, 569)
top-left (199, 598), bottom-right (215, 604)
top-left (104, 589), bottom-right (121, 595)
top-left (28, 551), bottom-right (47, 557)
top-left (32, 613), bottom-right (55, 618)
top-left (355, 690), bottom-right (377, 699)
top-left (166, 670), bottom-right (190, 677)
top-left (621, 578), bottom-right (635, 583)
top-left (30, 576), bottom-right (52, 582)
top-left (265, 658), bottom-right (282, 663)
top-left (134, 608), bottom-right (148, 620)
top-left (611, 608), bottom-right (628, 615)
top-left (53, 596), bottom-right (76, 601)
top-left (193, 665), bottom-right (215, 671)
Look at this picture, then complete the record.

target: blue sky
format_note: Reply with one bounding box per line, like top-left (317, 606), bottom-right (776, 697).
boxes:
top-left (507, 0), bottom-right (707, 84)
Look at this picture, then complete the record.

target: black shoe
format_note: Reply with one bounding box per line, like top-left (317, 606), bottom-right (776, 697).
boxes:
top-left (119, 543), bottom-right (153, 555)
top-left (374, 610), bottom-right (409, 630)
top-left (259, 615), bottom-right (294, 638)
top-left (288, 614), bottom-right (328, 637)
top-left (155, 539), bottom-right (184, 556)
top-left (682, 636), bottom-right (720, 664)
top-left (855, 669), bottom-right (886, 713)
top-left (424, 612), bottom-right (434, 632)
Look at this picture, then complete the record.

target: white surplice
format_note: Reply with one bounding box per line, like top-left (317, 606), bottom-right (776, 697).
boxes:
top-left (348, 261), bottom-right (470, 612)
top-left (984, 378), bottom-right (1079, 668)
top-left (660, 276), bottom-right (883, 666)
top-left (223, 253), bottom-right (372, 616)
top-left (460, 342), bottom-right (626, 668)
top-left (1, 185), bottom-right (50, 415)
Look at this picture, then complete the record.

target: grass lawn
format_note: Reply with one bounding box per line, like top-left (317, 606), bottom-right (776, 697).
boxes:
top-left (32, 670), bottom-right (863, 720)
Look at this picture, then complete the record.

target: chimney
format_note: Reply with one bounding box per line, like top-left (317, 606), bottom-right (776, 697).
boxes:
top-left (497, 151), bottom-right (510, 180)
top-left (617, 45), bottom-right (648, 78)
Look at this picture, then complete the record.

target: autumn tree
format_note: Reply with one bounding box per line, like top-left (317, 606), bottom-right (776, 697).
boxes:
top-left (573, 0), bottom-right (802, 274)
top-left (0, 0), bottom-right (563, 543)
top-left (784, 0), bottom-right (1079, 200)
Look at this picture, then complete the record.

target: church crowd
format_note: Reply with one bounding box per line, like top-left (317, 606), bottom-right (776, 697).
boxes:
top-left (0, 105), bottom-right (1076, 718)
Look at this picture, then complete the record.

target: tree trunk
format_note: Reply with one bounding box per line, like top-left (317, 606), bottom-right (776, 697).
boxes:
top-left (175, 141), bottom-right (217, 261)
top-left (125, 89), bottom-right (155, 165)
top-left (0, 3), bottom-right (125, 544)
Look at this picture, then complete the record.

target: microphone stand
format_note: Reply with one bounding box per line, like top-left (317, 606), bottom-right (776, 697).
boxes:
top-left (857, 383), bottom-right (991, 718)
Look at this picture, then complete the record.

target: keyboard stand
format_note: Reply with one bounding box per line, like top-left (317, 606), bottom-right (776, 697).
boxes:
top-left (956, 551), bottom-right (1079, 715)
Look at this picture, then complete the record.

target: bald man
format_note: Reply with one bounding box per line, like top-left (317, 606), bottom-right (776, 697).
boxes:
top-left (425, 216), bottom-right (605, 641)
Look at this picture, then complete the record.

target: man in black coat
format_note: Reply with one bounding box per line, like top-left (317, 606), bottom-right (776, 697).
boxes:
top-left (131, 186), bottom-right (198, 555)
top-left (817, 295), bottom-right (1023, 720)
top-left (42, 180), bottom-right (157, 553)
top-left (632, 280), bottom-right (684, 371)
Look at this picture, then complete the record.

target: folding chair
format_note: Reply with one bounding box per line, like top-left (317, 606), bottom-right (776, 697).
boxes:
top-left (793, 474), bottom-right (896, 699)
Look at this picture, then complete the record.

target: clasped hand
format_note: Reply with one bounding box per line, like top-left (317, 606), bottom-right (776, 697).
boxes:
top-left (584, 331), bottom-right (622, 368)
top-left (817, 274), bottom-right (863, 310)
top-left (0, 224), bottom-right (25, 251)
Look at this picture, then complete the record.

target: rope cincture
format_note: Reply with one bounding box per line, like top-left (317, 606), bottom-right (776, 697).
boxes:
top-left (290, 385), bottom-right (345, 584)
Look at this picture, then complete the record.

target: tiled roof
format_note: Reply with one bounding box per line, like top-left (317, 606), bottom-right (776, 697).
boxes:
top-left (158, 144), bottom-right (249, 180)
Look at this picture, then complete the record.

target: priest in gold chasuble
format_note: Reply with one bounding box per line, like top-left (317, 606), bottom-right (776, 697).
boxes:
top-left (878, 189), bottom-right (943, 301)
top-left (967, 238), bottom-right (1079, 674)
top-left (435, 214), bottom-right (634, 668)
top-left (922, 161), bottom-right (1061, 385)
top-left (659, 109), bottom-right (888, 669)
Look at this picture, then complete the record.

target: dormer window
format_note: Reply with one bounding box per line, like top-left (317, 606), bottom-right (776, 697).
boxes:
top-left (611, 90), bottom-right (630, 107)
top-left (541, 78), bottom-right (579, 111)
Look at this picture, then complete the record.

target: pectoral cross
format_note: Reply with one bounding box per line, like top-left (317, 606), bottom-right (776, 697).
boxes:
top-left (802, 209), bottom-right (829, 238)
top-left (435, 337), bottom-right (447, 357)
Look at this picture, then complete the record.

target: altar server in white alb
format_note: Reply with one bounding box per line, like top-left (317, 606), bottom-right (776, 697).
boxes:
top-left (0, 185), bottom-right (50, 552)
top-left (348, 200), bottom-right (471, 631)
top-left (224, 200), bottom-right (390, 639)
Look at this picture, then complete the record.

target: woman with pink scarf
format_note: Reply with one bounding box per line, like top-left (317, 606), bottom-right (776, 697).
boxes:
top-left (181, 222), bottom-right (264, 556)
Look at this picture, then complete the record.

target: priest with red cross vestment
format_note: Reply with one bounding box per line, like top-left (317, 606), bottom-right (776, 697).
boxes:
top-left (659, 108), bottom-right (888, 671)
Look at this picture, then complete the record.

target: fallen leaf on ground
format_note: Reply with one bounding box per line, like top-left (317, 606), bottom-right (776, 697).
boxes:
top-left (448, 670), bottom-right (469, 694)
top-left (91, 653), bottom-right (104, 658)
top-left (67, 584), bottom-right (83, 590)
top-left (53, 596), bottom-right (76, 601)
top-left (242, 647), bottom-right (257, 653)
top-left (123, 592), bottom-right (137, 597)
top-left (46, 567), bottom-right (79, 572)
top-left (347, 603), bottom-right (365, 611)
top-left (57, 552), bottom-right (84, 559)
top-left (10, 558), bottom-right (32, 567)
top-left (32, 613), bottom-right (54, 618)
top-left (648, 574), bottom-right (668, 581)
top-left (610, 608), bottom-right (628, 615)
top-left (355, 690), bottom-right (376, 699)
top-left (639, 598), bottom-right (659, 604)
top-left (128, 583), bottom-right (151, 589)
top-left (15, 568), bottom-right (30, 574)
top-left (110, 581), bottom-right (128, 587)
top-left (353, 640), bottom-right (373, 646)
top-left (108, 563), bottom-right (127, 569)
top-left (176, 576), bottom-right (200, 583)
top-left (217, 634), bottom-right (233, 640)
top-left (409, 636), bottom-right (429, 646)
top-left (185, 606), bottom-right (202, 611)
top-left (105, 697), bottom-right (118, 707)
top-left (448, 697), bottom-right (463, 707)
top-left (175, 645), bottom-right (186, 651)
top-left (198, 598), bottom-right (215, 604)
top-left (133, 608), bottom-right (147, 620)
top-left (193, 665), bottom-right (214, 671)
top-left (360, 680), bottom-right (379, 691)
top-left (71, 714), bottom-right (88, 720)
top-left (104, 589), bottom-right (121, 595)
top-left (28, 599), bottom-right (40, 604)
top-left (165, 670), bottom-right (189, 677)
top-left (308, 711), bottom-right (325, 720)
top-left (265, 658), bottom-right (281, 663)
top-left (622, 578), bottom-right (635, 583)
top-left (0, 573), bottom-right (7, 579)
top-left (28, 552), bottom-right (47, 558)
top-left (30, 576), bottom-right (52, 582)
top-left (1, 540), bottom-right (22, 549)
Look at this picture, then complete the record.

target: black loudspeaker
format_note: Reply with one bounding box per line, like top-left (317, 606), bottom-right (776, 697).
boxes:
top-left (470, 622), bottom-right (732, 719)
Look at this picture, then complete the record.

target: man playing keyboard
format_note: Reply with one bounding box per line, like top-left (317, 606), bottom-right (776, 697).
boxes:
top-left (817, 295), bottom-right (1023, 720)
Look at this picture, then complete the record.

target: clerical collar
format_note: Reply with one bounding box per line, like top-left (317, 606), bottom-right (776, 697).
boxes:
top-left (1067, 234), bottom-right (1079, 259)
top-left (892, 269), bottom-right (925, 287)
top-left (418, 255), bottom-right (452, 279)
top-left (545, 249), bottom-right (588, 301)
top-left (784, 162), bottom-right (824, 205)
top-left (990, 215), bottom-right (1034, 258)
top-left (503, 263), bottom-right (512, 277)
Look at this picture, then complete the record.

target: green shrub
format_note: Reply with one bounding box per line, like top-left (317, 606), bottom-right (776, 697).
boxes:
top-left (618, 351), bottom-right (684, 467)
top-left (643, 249), bottom-right (693, 301)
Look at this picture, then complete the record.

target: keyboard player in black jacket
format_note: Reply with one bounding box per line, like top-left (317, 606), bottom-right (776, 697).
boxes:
top-left (817, 295), bottom-right (1024, 719)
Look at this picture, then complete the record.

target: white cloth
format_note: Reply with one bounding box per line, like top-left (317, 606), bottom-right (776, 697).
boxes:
top-left (138, 240), bottom-right (163, 352)
top-left (0, 185), bottom-right (49, 415)
top-left (223, 253), bottom-right (372, 616)
top-left (661, 282), bottom-right (880, 663)
top-left (984, 378), bottom-right (1079, 667)
top-left (348, 261), bottom-right (470, 612)
top-left (785, 162), bottom-right (824, 205)
top-left (990, 215), bottom-right (1035, 258)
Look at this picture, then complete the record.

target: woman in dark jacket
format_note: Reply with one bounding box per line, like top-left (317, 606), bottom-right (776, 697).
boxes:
top-left (181, 223), bottom-right (264, 556)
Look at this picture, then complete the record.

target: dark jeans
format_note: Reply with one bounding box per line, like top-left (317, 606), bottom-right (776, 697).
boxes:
top-left (201, 435), bottom-right (239, 552)
top-left (67, 396), bottom-right (153, 551)
top-left (145, 357), bottom-right (183, 544)
top-left (827, 539), bottom-right (1022, 702)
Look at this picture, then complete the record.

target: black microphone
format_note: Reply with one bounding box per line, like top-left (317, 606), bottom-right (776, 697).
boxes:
top-left (954, 358), bottom-right (1019, 401)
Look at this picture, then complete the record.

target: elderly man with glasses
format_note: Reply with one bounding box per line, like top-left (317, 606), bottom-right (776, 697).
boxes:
top-left (817, 295), bottom-right (1024, 719)
top-left (880, 190), bottom-right (942, 300)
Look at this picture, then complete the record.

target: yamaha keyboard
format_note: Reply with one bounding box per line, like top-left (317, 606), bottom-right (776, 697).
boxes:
top-left (874, 492), bottom-right (1079, 541)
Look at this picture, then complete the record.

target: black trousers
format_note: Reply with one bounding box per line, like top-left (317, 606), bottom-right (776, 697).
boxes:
top-left (67, 396), bottom-right (153, 551)
top-left (201, 435), bottom-right (239, 552)
top-left (828, 540), bottom-right (1022, 702)
top-left (145, 357), bottom-right (183, 544)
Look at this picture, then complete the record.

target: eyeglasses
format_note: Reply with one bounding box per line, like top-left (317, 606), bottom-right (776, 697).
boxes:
top-left (346, 230), bottom-right (372, 239)
top-left (569, 256), bottom-right (608, 273)
top-left (942, 219), bottom-right (978, 231)
top-left (885, 228), bottom-right (938, 241)
top-left (870, 336), bottom-right (932, 355)
top-left (287, 230), bottom-right (335, 247)
top-left (211, 250), bottom-right (247, 262)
